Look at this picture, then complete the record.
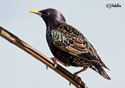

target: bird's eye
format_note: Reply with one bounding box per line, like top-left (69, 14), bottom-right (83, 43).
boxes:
top-left (46, 12), bottom-right (49, 16)
top-left (42, 12), bottom-right (49, 16)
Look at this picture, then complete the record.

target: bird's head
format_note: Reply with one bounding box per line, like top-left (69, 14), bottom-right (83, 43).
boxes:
top-left (29, 8), bottom-right (66, 28)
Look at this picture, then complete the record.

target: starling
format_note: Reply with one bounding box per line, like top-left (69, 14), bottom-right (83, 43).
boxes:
top-left (29, 8), bottom-right (111, 80)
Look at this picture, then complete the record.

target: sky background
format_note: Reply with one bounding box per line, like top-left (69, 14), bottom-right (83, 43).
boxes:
top-left (0, 0), bottom-right (125, 88)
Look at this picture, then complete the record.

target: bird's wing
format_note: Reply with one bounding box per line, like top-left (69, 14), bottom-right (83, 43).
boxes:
top-left (51, 23), bottom-right (109, 69)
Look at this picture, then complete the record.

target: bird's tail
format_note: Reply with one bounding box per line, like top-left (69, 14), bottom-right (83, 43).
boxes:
top-left (90, 63), bottom-right (111, 80)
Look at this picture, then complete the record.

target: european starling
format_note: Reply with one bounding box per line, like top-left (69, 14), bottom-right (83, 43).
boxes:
top-left (29, 8), bottom-right (111, 80)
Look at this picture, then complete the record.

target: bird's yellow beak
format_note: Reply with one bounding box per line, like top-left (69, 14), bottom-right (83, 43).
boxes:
top-left (29, 10), bottom-right (41, 15)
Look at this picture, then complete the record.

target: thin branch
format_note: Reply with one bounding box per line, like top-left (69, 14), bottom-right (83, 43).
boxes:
top-left (0, 26), bottom-right (88, 88)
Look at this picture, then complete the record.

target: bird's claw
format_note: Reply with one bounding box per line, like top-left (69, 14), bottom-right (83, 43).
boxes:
top-left (73, 73), bottom-right (79, 79)
top-left (53, 62), bottom-right (57, 68)
top-left (69, 81), bottom-right (72, 86)
top-left (51, 57), bottom-right (58, 68)
top-left (73, 73), bottom-right (82, 83)
top-left (46, 66), bottom-right (49, 70)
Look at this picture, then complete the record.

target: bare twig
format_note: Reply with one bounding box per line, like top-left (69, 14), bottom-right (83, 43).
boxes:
top-left (0, 26), bottom-right (88, 88)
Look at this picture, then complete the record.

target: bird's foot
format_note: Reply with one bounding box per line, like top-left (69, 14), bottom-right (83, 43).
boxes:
top-left (72, 67), bottom-right (88, 84)
top-left (73, 73), bottom-right (81, 80)
top-left (51, 57), bottom-right (58, 68)
top-left (46, 57), bottom-right (58, 70)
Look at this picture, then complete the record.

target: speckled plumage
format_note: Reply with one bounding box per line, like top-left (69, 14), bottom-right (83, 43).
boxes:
top-left (30, 8), bottom-right (111, 80)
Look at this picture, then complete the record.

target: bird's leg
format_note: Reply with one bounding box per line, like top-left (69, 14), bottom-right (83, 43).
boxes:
top-left (74, 67), bottom-right (88, 77)
top-left (52, 57), bottom-right (69, 67)
top-left (46, 57), bottom-right (69, 69)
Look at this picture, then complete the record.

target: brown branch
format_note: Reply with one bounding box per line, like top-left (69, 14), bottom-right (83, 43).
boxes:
top-left (0, 26), bottom-right (88, 88)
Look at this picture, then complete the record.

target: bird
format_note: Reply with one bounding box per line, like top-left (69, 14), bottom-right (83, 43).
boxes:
top-left (29, 8), bottom-right (111, 80)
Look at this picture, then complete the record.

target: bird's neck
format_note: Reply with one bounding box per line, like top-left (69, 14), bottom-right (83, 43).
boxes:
top-left (46, 21), bottom-right (63, 30)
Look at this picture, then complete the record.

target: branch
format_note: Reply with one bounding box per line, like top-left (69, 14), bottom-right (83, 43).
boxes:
top-left (0, 26), bottom-right (88, 88)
